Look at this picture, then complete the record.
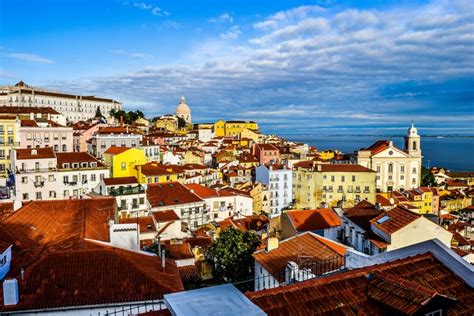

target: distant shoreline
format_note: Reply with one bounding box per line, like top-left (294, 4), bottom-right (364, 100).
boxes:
top-left (279, 134), bottom-right (474, 138)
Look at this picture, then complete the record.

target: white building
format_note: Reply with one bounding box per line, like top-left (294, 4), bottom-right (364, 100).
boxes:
top-left (12, 148), bottom-right (109, 201)
top-left (18, 119), bottom-right (74, 152)
top-left (255, 164), bottom-right (292, 216)
top-left (87, 126), bottom-right (143, 159)
top-left (342, 200), bottom-right (452, 255)
top-left (186, 183), bottom-right (253, 222)
top-left (175, 96), bottom-right (191, 124)
top-left (0, 81), bottom-right (122, 123)
top-left (356, 123), bottom-right (422, 192)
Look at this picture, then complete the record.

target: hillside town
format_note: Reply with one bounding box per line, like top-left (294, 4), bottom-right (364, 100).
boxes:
top-left (0, 82), bottom-right (472, 315)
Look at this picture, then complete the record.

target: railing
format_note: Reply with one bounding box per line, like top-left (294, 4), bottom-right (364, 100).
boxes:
top-left (100, 300), bottom-right (166, 315)
top-left (16, 167), bottom-right (56, 174)
top-left (234, 255), bottom-right (345, 293)
top-left (109, 185), bottom-right (145, 196)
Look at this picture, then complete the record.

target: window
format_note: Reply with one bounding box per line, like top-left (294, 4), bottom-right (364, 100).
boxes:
top-left (388, 163), bottom-right (393, 173)
top-left (352, 175), bottom-right (356, 182)
top-left (341, 175), bottom-right (345, 182)
top-left (424, 310), bottom-right (442, 316)
top-left (121, 162), bottom-right (126, 171)
top-left (22, 193), bottom-right (29, 200)
top-left (400, 166), bottom-right (405, 173)
top-left (64, 190), bottom-right (69, 197)
top-left (0, 256), bottom-right (6, 267)
top-left (139, 197), bottom-right (145, 205)
top-left (21, 177), bottom-right (27, 184)
top-left (412, 167), bottom-right (417, 174)
top-left (331, 175), bottom-right (335, 182)
top-left (62, 144), bottom-right (67, 152)
top-left (26, 132), bottom-right (32, 140)
top-left (35, 162), bottom-right (40, 170)
top-left (82, 175), bottom-right (87, 183)
top-left (63, 176), bottom-right (69, 183)
top-left (49, 191), bottom-right (56, 198)
top-left (72, 175), bottom-right (78, 182)
top-left (91, 174), bottom-right (96, 181)
top-left (54, 144), bottom-right (59, 152)
top-left (376, 166), bottom-right (381, 173)
top-left (48, 175), bottom-right (55, 182)
top-left (36, 192), bottom-right (42, 200)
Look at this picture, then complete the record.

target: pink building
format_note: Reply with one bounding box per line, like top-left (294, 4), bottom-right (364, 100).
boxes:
top-left (18, 119), bottom-right (74, 153)
top-left (73, 121), bottom-right (107, 152)
top-left (252, 143), bottom-right (280, 165)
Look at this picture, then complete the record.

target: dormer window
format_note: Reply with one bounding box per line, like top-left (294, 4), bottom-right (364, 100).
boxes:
top-left (63, 163), bottom-right (70, 169)
top-left (90, 162), bottom-right (97, 167)
top-left (81, 162), bottom-right (88, 168)
top-left (72, 163), bottom-right (79, 168)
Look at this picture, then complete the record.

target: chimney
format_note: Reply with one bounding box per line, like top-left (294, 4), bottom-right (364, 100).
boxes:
top-left (161, 249), bottom-right (166, 270)
top-left (3, 278), bottom-right (19, 305)
top-left (266, 237), bottom-right (279, 252)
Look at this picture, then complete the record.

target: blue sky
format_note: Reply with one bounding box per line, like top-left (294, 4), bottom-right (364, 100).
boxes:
top-left (1, 0), bottom-right (473, 135)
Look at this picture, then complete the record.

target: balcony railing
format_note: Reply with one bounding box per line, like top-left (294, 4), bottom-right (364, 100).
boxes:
top-left (16, 167), bottom-right (56, 174)
top-left (109, 185), bottom-right (145, 196)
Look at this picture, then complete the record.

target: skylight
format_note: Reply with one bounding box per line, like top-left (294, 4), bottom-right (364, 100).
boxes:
top-left (376, 215), bottom-right (391, 224)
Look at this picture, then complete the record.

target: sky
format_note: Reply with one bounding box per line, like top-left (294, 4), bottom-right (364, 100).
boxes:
top-left (0, 0), bottom-right (473, 135)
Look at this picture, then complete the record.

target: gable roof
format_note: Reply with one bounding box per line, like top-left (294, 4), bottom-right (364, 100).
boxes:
top-left (286, 208), bottom-right (341, 232)
top-left (16, 147), bottom-right (55, 160)
top-left (0, 243), bottom-right (183, 312)
top-left (344, 200), bottom-right (384, 231)
top-left (370, 205), bottom-right (421, 235)
top-left (253, 232), bottom-right (346, 282)
top-left (247, 253), bottom-right (473, 315)
top-left (103, 146), bottom-right (131, 155)
top-left (103, 176), bottom-right (139, 186)
top-left (56, 152), bottom-right (104, 168)
top-left (152, 210), bottom-right (180, 223)
top-left (147, 182), bottom-right (203, 208)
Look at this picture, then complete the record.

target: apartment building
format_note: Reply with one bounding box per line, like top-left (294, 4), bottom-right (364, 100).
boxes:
top-left (255, 164), bottom-right (292, 216)
top-left (18, 119), bottom-right (73, 152)
top-left (87, 127), bottom-right (143, 159)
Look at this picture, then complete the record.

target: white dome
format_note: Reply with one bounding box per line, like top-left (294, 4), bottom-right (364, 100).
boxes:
top-left (176, 96), bottom-right (191, 115)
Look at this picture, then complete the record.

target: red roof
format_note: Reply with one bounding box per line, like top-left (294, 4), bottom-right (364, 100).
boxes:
top-left (165, 243), bottom-right (194, 260)
top-left (56, 152), bottom-right (104, 168)
top-left (103, 176), bottom-right (138, 186)
top-left (103, 146), bottom-right (131, 155)
top-left (186, 183), bottom-right (218, 198)
top-left (253, 232), bottom-right (346, 282)
top-left (363, 140), bottom-right (391, 155)
top-left (344, 200), bottom-right (384, 231)
top-left (256, 143), bottom-right (279, 151)
top-left (16, 147), bottom-right (55, 160)
top-left (0, 243), bottom-right (183, 312)
top-left (247, 253), bottom-right (473, 315)
top-left (140, 163), bottom-right (184, 177)
top-left (120, 216), bottom-right (156, 234)
top-left (0, 106), bottom-right (60, 115)
top-left (370, 205), bottom-right (421, 235)
top-left (152, 210), bottom-right (180, 222)
top-left (147, 182), bottom-right (203, 207)
top-left (286, 208), bottom-right (341, 232)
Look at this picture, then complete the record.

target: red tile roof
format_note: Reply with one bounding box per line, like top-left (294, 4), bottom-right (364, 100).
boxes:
top-left (140, 163), bottom-right (184, 177)
top-left (185, 183), bottom-right (218, 198)
top-left (0, 202), bottom-right (14, 221)
top-left (247, 253), bottom-right (473, 315)
top-left (103, 176), bottom-right (139, 186)
top-left (103, 146), bottom-right (131, 155)
top-left (286, 208), bottom-right (341, 232)
top-left (344, 200), bottom-right (384, 231)
top-left (152, 210), bottom-right (180, 222)
top-left (56, 152), bottom-right (104, 168)
top-left (147, 182), bottom-right (203, 208)
top-left (256, 143), bottom-right (279, 151)
top-left (0, 243), bottom-right (183, 312)
top-left (376, 194), bottom-right (393, 207)
top-left (0, 106), bottom-right (60, 115)
top-left (165, 243), bottom-right (194, 260)
top-left (16, 147), bottom-right (55, 160)
top-left (370, 205), bottom-right (421, 235)
top-left (20, 119), bottom-right (38, 127)
top-left (363, 140), bottom-right (391, 155)
top-left (120, 216), bottom-right (156, 234)
top-left (253, 232), bottom-right (346, 282)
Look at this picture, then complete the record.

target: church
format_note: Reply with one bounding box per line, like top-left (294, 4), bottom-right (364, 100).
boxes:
top-left (175, 96), bottom-right (192, 125)
top-left (356, 123), bottom-right (422, 192)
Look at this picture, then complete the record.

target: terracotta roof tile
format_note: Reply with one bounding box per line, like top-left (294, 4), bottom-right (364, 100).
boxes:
top-left (120, 216), bottom-right (156, 233)
top-left (287, 208), bottom-right (341, 232)
top-left (103, 146), bottom-right (131, 155)
top-left (345, 200), bottom-right (384, 231)
top-left (147, 182), bottom-right (203, 208)
top-left (370, 205), bottom-right (420, 235)
top-left (165, 243), bottom-right (194, 260)
top-left (0, 106), bottom-right (60, 115)
top-left (253, 232), bottom-right (346, 282)
top-left (247, 253), bottom-right (474, 315)
top-left (103, 176), bottom-right (138, 186)
top-left (16, 147), bottom-right (55, 160)
top-left (152, 210), bottom-right (180, 222)
top-left (56, 152), bottom-right (104, 168)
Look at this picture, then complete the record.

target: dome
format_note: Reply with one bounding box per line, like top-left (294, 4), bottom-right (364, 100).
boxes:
top-left (176, 96), bottom-right (191, 115)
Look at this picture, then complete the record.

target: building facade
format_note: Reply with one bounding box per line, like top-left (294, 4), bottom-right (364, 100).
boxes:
top-left (356, 124), bottom-right (422, 192)
top-left (0, 81), bottom-right (122, 123)
top-left (255, 164), bottom-right (292, 216)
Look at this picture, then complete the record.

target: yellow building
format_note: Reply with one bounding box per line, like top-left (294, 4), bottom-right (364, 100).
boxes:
top-left (293, 161), bottom-right (376, 208)
top-left (183, 151), bottom-right (202, 164)
top-left (0, 116), bottom-right (20, 177)
top-left (135, 162), bottom-right (184, 184)
top-left (103, 147), bottom-right (147, 178)
top-left (240, 128), bottom-right (260, 143)
top-left (381, 188), bottom-right (436, 214)
top-left (213, 120), bottom-right (259, 137)
top-left (250, 183), bottom-right (270, 214)
top-left (154, 115), bottom-right (177, 132)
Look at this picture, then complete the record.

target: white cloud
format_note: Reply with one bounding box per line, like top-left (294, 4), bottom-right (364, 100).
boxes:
top-left (130, 1), bottom-right (169, 16)
top-left (3, 52), bottom-right (54, 64)
top-left (208, 12), bottom-right (234, 23)
top-left (220, 26), bottom-right (241, 40)
top-left (110, 50), bottom-right (152, 59)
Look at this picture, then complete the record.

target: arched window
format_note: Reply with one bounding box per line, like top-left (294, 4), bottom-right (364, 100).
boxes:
top-left (412, 141), bottom-right (417, 150)
top-left (388, 163), bottom-right (393, 173)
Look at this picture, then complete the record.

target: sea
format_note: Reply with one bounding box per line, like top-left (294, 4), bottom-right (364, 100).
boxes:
top-left (280, 135), bottom-right (474, 172)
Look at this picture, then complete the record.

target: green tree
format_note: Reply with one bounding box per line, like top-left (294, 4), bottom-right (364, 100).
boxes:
top-left (206, 228), bottom-right (260, 283)
top-left (421, 166), bottom-right (436, 187)
top-left (177, 116), bottom-right (186, 128)
top-left (95, 106), bottom-right (103, 118)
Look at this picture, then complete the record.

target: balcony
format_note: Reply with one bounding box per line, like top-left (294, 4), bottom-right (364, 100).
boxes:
top-left (16, 167), bottom-right (56, 174)
top-left (109, 185), bottom-right (145, 196)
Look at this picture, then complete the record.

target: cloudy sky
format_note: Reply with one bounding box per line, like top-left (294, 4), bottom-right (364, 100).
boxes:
top-left (0, 0), bottom-right (473, 135)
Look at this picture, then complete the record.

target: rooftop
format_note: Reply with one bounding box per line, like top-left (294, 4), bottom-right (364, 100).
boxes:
top-left (286, 208), bottom-right (342, 232)
top-left (147, 182), bottom-right (202, 208)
